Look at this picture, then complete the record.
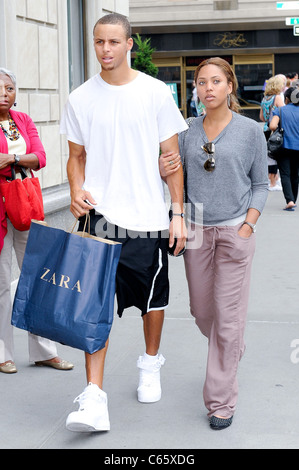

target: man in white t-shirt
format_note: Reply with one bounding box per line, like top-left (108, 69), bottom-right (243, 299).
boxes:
top-left (61, 13), bottom-right (188, 433)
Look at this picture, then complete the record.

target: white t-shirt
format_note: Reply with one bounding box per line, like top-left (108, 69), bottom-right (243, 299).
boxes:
top-left (60, 72), bottom-right (188, 231)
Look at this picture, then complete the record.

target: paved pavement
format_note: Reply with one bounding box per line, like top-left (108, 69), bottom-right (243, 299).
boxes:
top-left (2, 188), bottom-right (299, 450)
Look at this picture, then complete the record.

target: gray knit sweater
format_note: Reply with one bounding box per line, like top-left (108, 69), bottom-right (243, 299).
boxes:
top-left (179, 112), bottom-right (269, 225)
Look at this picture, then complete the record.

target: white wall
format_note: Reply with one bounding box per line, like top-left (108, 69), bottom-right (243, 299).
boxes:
top-left (1, 0), bottom-right (129, 192)
top-left (129, 0), bottom-right (295, 30)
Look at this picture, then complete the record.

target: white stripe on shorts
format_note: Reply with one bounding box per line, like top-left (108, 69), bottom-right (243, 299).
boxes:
top-left (146, 248), bottom-right (168, 313)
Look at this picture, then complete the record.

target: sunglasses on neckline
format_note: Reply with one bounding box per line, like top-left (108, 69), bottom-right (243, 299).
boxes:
top-left (201, 142), bottom-right (215, 172)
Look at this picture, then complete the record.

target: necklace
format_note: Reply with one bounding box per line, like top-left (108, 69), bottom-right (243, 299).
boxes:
top-left (0, 115), bottom-right (20, 141)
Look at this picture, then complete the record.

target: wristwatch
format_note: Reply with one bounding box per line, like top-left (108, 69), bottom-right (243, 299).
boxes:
top-left (242, 221), bottom-right (256, 233)
top-left (173, 213), bottom-right (185, 218)
top-left (14, 154), bottom-right (20, 164)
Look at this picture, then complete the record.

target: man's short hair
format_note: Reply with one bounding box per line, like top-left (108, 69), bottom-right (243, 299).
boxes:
top-left (93, 13), bottom-right (132, 40)
top-left (286, 72), bottom-right (297, 79)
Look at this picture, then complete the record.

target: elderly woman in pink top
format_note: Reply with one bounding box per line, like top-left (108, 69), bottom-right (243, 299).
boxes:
top-left (0, 68), bottom-right (73, 374)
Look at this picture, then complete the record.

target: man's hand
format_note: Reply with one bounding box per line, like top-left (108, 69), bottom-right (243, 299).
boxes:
top-left (70, 189), bottom-right (97, 219)
top-left (169, 214), bottom-right (187, 256)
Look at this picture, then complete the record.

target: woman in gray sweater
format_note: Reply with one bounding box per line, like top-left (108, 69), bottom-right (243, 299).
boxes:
top-left (160, 57), bottom-right (268, 430)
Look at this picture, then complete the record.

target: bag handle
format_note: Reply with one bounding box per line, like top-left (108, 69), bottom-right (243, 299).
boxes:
top-left (71, 213), bottom-right (91, 237)
top-left (10, 164), bottom-right (28, 181)
top-left (278, 107), bottom-right (283, 131)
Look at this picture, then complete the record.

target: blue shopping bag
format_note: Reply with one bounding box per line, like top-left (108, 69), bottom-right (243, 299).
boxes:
top-left (12, 219), bottom-right (122, 354)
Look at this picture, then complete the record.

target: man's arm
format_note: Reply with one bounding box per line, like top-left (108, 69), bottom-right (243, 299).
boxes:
top-left (160, 134), bottom-right (187, 255)
top-left (67, 141), bottom-right (97, 219)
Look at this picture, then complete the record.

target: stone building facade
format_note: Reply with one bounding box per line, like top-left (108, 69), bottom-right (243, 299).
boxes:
top-left (0, 0), bottom-right (129, 202)
top-left (129, 0), bottom-right (299, 120)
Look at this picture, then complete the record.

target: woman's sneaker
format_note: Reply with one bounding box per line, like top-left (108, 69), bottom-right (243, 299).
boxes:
top-left (137, 354), bottom-right (165, 403)
top-left (66, 383), bottom-right (110, 432)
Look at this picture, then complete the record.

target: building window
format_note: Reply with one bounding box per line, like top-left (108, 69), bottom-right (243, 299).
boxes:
top-left (157, 66), bottom-right (182, 108)
top-left (234, 56), bottom-right (274, 101)
top-left (67, 0), bottom-right (85, 91)
top-left (235, 63), bottom-right (273, 105)
top-left (213, 0), bottom-right (238, 10)
top-left (233, 54), bottom-right (274, 120)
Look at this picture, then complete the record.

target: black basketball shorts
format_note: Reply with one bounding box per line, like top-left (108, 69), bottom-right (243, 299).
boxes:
top-left (78, 211), bottom-right (169, 317)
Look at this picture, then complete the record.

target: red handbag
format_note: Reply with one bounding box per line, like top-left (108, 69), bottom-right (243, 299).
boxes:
top-left (0, 165), bottom-right (44, 231)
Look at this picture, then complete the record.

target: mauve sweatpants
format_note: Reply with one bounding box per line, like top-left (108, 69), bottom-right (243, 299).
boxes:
top-left (184, 223), bottom-right (256, 418)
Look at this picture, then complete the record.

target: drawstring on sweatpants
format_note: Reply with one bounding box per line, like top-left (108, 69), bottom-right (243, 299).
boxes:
top-left (204, 226), bottom-right (220, 269)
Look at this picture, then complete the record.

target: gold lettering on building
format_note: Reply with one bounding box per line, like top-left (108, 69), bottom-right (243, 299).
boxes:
top-left (214, 32), bottom-right (248, 49)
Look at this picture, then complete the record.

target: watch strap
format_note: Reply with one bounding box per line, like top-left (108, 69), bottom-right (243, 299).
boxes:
top-left (242, 221), bottom-right (256, 232)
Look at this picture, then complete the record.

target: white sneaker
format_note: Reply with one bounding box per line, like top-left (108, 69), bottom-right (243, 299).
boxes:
top-left (268, 185), bottom-right (282, 191)
top-left (137, 354), bottom-right (165, 403)
top-left (66, 383), bottom-right (110, 432)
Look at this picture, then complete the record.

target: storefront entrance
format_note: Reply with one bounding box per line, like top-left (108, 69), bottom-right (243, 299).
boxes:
top-left (155, 54), bottom-right (274, 120)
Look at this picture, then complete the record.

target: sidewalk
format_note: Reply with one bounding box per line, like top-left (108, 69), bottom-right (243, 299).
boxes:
top-left (2, 189), bottom-right (299, 449)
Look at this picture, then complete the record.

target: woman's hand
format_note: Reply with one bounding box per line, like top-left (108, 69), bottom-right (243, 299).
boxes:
top-left (159, 152), bottom-right (181, 179)
top-left (0, 152), bottom-right (13, 170)
top-left (237, 223), bottom-right (253, 239)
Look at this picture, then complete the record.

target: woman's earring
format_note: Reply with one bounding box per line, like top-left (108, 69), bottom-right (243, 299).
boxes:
top-left (14, 102), bottom-right (17, 107)
top-left (227, 94), bottom-right (231, 107)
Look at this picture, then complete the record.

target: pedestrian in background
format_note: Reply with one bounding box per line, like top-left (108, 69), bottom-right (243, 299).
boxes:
top-left (269, 86), bottom-right (299, 211)
top-left (260, 75), bottom-right (284, 191)
top-left (286, 71), bottom-right (298, 85)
